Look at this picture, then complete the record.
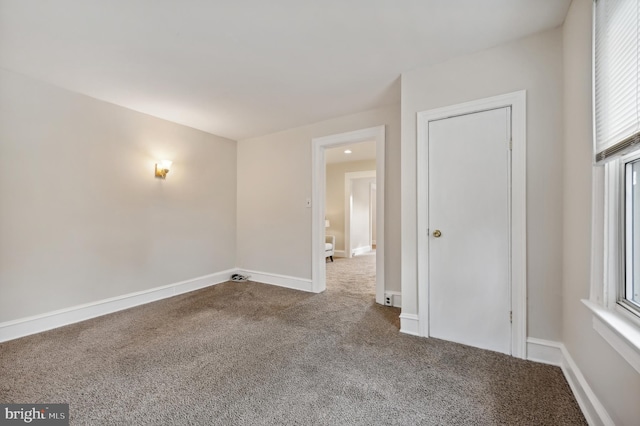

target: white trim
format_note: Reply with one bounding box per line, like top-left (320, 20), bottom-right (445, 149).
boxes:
top-left (589, 153), bottom-right (640, 372)
top-left (591, 165), bottom-right (606, 302)
top-left (526, 338), bottom-right (563, 366)
top-left (387, 291), bottom-right (402, 308)
top-left (384, 291), bottom-right (402, 308)
top-left (239, 269), bottom-right (313, 293)
top-left (344, 170), bottom-right (376, 259)
top-left (583, 299), bottom-right (640, 374)
top-left (416, 90), bottom-right (527, 359)
top-left (352, 245), bottom-right (373, 257)
top-left (603, 159), bottom-right (622, 309)
top-left (370, 182), bottom-right (376, 248)
top-left (523, 337), bottom-right (615, 425)
top-left (0, 269), bottom-right (236, 343)
top-left (560, 344), bottom-right (615, 426)
top-left (400, 325), bottom-right (612, 424)
top-left (312, 125), bottom-right (386, 304)
top-left (393, 294), bottom-right (402, 308)
top-left (333, 250), bottom-right (346, 258)
top-left (399, 313), bottom-right (420, 336)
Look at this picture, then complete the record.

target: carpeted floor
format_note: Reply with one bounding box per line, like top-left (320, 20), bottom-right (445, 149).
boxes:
top-left (0, 253), bottom-right (586, 425)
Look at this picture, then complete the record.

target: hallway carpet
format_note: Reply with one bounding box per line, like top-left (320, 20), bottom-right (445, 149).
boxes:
top-left (0, 254), bottom-right (585, 425)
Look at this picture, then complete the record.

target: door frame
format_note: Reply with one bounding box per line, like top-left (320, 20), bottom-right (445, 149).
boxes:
top-left (344, 170), bottom-right (376, 258)
top-left (311, 126), bottom-right (385, 304)
top-left (370, 182), bottom-right (377, 248)
top-left (416, 91), bottom-right (527, 358)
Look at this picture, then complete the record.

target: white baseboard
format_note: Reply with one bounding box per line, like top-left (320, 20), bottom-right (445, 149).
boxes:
top-left (526, 337), bottom-right (563, 366)
top-left (0, 269), bottom-right (236, 343)
top-left (239, 269), bottom-right (313, 293)
top-left (352, 245), bottom-right (372, 257)
top-left (384, 291), bottom-right (402, 308)
top-left (560, 344), bottom-right (614, 426)
top-left (591, 314), bottom-right (640, 374)
top-left (524, 338), bottom-right (616, 425)
top-left (393, 330), bottom-right (611, 424)
top-left (399, 313), bottom-right (420, 336)
top-left (393, 295), bottom-right (402, 308)
top-left (525, 337), bottom-right (613, 425)
top-left (333, 250), bottom-right (346, 258)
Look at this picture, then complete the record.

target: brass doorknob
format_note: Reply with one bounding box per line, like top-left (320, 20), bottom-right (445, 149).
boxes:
top-left (433, 230), bottom-right (442, 238)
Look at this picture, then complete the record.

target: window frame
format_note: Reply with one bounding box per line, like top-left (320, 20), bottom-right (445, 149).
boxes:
top-left (600, 153), bottom-right (640, 324)
top-left (621, 152), bottom-right (640, 317)
top-left (585, 155), bottom-right (640, 375)
top-left (586, 0), bottom-right (640, 374)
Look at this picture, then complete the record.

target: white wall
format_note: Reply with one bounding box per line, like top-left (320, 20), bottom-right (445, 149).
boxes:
top-left (0, 69), bottom-right (237, 323)
top-left (562, 1), bottom-right (640, 424)
top-left (326, 160), bottom-right (376, 253)
top-left (401, 27), bottom-right (564, 341)
top-left (237, 104), bottom-right (400, 292)
top-left (351, 177), bottom-right (375, 252)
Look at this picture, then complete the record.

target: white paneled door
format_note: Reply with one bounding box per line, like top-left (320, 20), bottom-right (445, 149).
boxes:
top-left (428, 107), bottom-right (511, 354)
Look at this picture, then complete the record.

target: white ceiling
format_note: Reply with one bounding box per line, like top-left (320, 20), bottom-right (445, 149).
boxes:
top-left (0, 0), bottom-right (571, 141)
top-left (326, 140), bottom-right (376, 165)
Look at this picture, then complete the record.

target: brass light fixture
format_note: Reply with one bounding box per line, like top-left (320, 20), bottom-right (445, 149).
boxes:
top-left (155, 160), bottom-right (172, 179)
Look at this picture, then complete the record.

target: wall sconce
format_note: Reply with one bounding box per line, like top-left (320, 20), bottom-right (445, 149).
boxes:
top-left (155, 160), bottom-right (172, 179)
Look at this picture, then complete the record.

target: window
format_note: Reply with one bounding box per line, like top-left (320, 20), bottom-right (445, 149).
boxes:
top-left (624, 155), bottom-right (640, 312)
top-left (594, 0), bottom-right (640, 319)
top-left (588, 0), bottom-right (640, 374)
top-left (597, 154), bottom-right (640, 321)
top-left (594, 0), bottom-right (640, 162)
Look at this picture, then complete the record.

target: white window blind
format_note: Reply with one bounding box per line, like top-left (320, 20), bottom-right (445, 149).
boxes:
top-left (594, 0), bottom-right (640, 163)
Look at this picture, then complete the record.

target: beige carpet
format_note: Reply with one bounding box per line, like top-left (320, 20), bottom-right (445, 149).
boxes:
top-left (0, 254), bottom-right (586, 425)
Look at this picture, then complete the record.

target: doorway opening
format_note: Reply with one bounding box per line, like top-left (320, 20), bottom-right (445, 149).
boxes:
top-left (344, 169), bottom-right (376, 259)
top-left (311, 126), bottom-right (385, 304)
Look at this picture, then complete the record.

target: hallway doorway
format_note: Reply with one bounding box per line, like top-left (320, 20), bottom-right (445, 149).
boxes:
top-left (311, 126), bottom-right (385, 304)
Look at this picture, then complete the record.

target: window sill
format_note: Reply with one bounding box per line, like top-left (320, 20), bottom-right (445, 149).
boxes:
top-left (582, 299), bottom-right (640, 374)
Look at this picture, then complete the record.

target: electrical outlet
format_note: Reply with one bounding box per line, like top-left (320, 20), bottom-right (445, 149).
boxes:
top-left (384, 295), bottom-right (392, 306)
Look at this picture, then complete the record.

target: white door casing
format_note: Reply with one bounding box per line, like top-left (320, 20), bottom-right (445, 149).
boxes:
top-left (370, 183), bottom-right (377, 247)
top-left (428, 107), bottom-right (511, 354)
top-left (415, 91), bottom-right (526, 359)
top-left (311, 126), bottom-right (385, 304)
